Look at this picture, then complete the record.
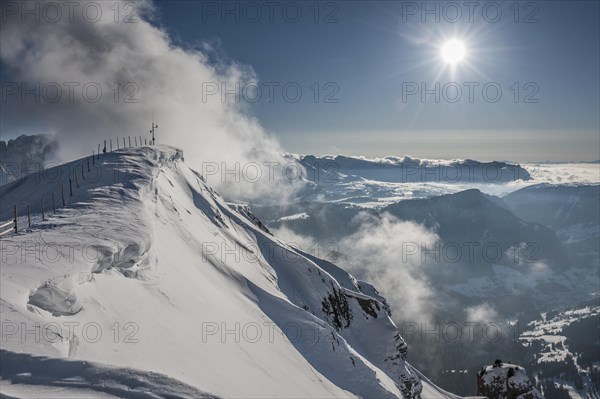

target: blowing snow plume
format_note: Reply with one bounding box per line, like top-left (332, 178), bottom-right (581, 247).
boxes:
top-left (0, 0), bottom-right (295, 202)
top-left (0, 134), bottom-right (59, 185)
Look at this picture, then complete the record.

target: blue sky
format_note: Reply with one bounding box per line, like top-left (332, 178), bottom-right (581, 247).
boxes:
top-left (154, 0), bottom-right (599, 161)
top-left (1, 0), bottom-right (598, 162)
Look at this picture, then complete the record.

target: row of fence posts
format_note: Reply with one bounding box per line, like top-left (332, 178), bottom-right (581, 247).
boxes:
top-left (97, 136), bottom-right (150, 155)
top-left (1, 135), bottom-right (152, 238)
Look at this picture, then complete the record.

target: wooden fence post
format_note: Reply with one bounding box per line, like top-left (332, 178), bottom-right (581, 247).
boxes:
top-left (110, 139), bottom-right (113, 152)
top-left (75, 171), bottom-right (79, 188)
top-left (27, 205), bottom-right (31, 228)
top-left (52, 193), bottom-right (56, 214)
top-left (145, 138), bottom-right (147, 145)
top-left (13, 205), bottom-right (17, 234)
top-left (62, 185), bottom-right (66, 205)
top-left (69, 178), bottom-right (73, 196)
top-left (87, 157), bottom-right (90, 172)
top-left (41, 197), bottom-right (45, 221)
top-left (129, 136), bottom-right (131, 147)
top-left (117, 138), bottom-right (120, 150)
top-left (139, 136), bottom-right (142, 146)
top-left (135, 136), bottom-right (138, 146)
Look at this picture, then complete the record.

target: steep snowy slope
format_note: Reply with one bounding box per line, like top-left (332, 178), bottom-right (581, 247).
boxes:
top-left (0, 146), bottom-right (455, 398)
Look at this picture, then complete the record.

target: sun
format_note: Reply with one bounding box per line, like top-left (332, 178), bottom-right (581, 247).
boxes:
top-left (441, 39), bottom-right (466, 64)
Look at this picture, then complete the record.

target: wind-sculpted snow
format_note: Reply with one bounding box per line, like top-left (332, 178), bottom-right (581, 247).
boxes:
top-left (0, 146), bottom-right (454, 398)
top-left (0, 350), bottom-right (218, 398)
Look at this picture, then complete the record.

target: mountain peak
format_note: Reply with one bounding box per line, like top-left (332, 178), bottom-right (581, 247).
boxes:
top-left (0, 145), bottom-right (452, 398)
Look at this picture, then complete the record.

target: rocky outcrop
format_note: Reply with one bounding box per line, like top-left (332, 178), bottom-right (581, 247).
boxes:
top-left (230, 204), bottom-right (271, 234)
top-left (477, 360), bottom-right (543, 399)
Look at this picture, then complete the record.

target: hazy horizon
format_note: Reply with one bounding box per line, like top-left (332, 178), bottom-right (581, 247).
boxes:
top-left (2, 1), bottom-right (599, 163)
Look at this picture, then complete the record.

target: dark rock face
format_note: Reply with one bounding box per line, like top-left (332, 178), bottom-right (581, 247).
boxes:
top-left (477, 360), bottom-right (544, 399)
top-left (321, 285), bottom-right (353, 331)
top-left (230, 204), bottom-right (271, 234)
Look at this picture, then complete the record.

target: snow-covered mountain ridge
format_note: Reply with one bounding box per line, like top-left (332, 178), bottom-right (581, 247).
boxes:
top-left (292, 154), bottom-right (531, 184)
top-left (0, 146), bottom-right (457, 398)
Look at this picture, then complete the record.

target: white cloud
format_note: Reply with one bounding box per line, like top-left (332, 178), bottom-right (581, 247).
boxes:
top-left (466, 303), bottom-right (499, 324)
top-left (0, 0), bottom-right (298, 202)
top-left (338, 212), bottom-right (440, 325)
